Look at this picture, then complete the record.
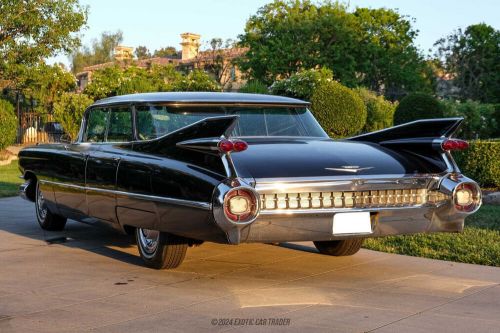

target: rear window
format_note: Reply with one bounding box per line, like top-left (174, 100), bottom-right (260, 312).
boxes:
top-left (135, 105), bottom-right (327, 140)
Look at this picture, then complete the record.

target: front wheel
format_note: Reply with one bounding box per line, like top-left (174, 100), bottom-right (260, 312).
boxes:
top-left (136, 228), bottom-right (188, 269)
top-left (35, 181), bottom-right (67, 231)
top-left (313, 238), bottom-right (364, 256)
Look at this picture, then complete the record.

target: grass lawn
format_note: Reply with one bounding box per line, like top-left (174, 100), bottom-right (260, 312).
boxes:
top-left (364, 205), bottom-right (500, 267)
top-left (0, 160), bottom-right (22, 198)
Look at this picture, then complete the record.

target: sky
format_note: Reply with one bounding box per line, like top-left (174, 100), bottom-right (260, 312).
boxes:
top-left (48, 0), bottom-right (500, 67)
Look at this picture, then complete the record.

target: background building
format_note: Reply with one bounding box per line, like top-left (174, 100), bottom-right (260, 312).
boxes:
top-left (76, 33), bottom-right (247, 91)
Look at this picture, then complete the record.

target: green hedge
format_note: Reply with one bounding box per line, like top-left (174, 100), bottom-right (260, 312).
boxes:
top-left (356, 88), bottom-right (396, 132)
top-left (394, 93), bottom-right (445, 125)
top-left (0, 99), bottom-right (17, 151)
top-left (53, 93), bottom-right (94, 140)
top-left (270, 68), bottom-right (333, 100)
top-left (311, 81), bottom-right (367, 138)
top-left (239, 80), bottom-right (269, 94)
top-left (442, 100), bottom-right (498, 139)
top-left (454, 141), bottom-right (500, 188)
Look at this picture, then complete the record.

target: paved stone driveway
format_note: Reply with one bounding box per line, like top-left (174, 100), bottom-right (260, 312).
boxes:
top-left (0, 196), bottom-right (499, 332)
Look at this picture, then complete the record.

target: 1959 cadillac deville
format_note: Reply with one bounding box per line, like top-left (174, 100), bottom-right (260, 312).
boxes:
top-left (18, 92), bottom-right (481, 269)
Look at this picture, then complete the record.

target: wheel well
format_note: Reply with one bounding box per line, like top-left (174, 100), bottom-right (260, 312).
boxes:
top-left (23, 172), bottom-right (37, 202)
top-left (123, 225), bottom-right (136, 236)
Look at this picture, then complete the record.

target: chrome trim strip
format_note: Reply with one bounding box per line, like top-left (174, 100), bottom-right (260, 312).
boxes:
top-left (258, 204), bottom-right (431, 215)
top-left (255, 173), bottom-right (443, 184)
top-left (255, 174), bottom-right (442, 193)
top-left (39, 180), bottom-right (211, 210)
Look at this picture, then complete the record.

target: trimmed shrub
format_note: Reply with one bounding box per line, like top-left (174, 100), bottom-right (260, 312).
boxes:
top-left (174, 70), bottom-right (220, 92)
top-left (239, 80), bottom-right (269, 94)
top-left (0, 99), bottom-right (17, 151)
top-left (53, 93), bottom-right (94, 140)
top-left (356, 88), bottom-right (397, 132)
top-left (454, 141), bottom-right (500, 188)
top-left (394, 93), bottom-right (445, 125)
top-left (493, 104), bottom-right (500, 138)
top-left (270, 68), bottom-right (333, 100)
top-left (311, 81), bottom-right (367, 138)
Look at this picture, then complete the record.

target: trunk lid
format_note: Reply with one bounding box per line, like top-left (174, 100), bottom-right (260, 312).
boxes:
top-left (230, 138), bottom-right (445, 180)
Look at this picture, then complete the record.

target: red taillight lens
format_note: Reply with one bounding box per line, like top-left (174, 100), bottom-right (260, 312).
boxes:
top-left (218, 139), bottom-right (234, 153)
top-left (223, 188), bottom-right (258, 223)
top-left (233, 140), bottom-right (248, 152)
top-left (453, 183), bottom-right (481, 213)
top-left (218, 139), bottom-right (248, 153)
top-left (442, 139), bottom-right (469, 151)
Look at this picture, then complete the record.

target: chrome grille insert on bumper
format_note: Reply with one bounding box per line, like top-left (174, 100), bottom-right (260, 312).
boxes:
top-left (260, 189), bottom-right (449, 211)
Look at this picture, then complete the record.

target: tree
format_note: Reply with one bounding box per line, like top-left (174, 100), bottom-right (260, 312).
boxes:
top-left (83, 64), bottom-right (190, 101)
top-left (434, 24), bottom-right (500, 103)
top-left (23, 64), bottom-right (76, 114)
top-left (352, 8), bottom-right (434, 99)
top-left (149, 65), bottom-right (183, 91)
top-left (175, 70), bottom-right (220, 92)
top-left (53, 92), bottom-right (93, 140)
top-left (239, 80), bottom-right (269, 94)
top-left (0, 99), bottom-right (17, 151)
top-left (135, 46), bottom-right (151, 60)
top-left (442, 100), bottom-right (498, 139)
top-left (194, 38), bottom-right (236, 90)
top-left (239, 1), bottom-right (357, 84)
top-left (0, 0), bottom-right (87, 80)
top-left (270, 68), bottom-right (333, 100)
top-left (238, 0), bottom-right (432, 99)
top-left (83, 66), bottom-right (125, 100)
top-left (70, 30), bottom-right (123, 73)
top-left (153, 47), bottom-right (179, 58)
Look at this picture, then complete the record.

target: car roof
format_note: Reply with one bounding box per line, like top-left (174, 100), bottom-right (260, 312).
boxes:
top-left (92, 92), bottom-right (310, 107)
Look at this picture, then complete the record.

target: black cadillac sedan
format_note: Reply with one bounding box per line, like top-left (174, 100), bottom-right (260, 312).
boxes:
top-left (18, 92), bottom-right (481, 269)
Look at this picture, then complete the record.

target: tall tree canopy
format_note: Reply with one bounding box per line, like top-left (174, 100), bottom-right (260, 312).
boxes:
top-left (153, 47), bottom-right (179, 58)
top-left (0, 0), bottom-right (87, 80)
top-left (238, 0), bottom-right (432, 99)
top-left (70, 30), bottom-right (123, 73)
top-left (135, 46), bottom-right (151, 59)
top-left (434, 23), bottom-right (500, 103)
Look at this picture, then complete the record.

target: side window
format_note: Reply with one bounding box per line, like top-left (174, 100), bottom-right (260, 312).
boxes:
top-left (136, 106), bottom-right (170, 140)
top-left (107, 107), bottom-right (133, 142)
top-left (85, 108), bottom-right (109, 142)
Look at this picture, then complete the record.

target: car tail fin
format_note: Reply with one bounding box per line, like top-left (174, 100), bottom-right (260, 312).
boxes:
top-left (132, 115), bottom-right (239, 153)
top-left (348, 118), bottom-right (464, 144)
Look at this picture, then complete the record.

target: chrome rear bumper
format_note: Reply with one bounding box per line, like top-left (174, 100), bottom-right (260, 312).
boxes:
top-left (241, 202), bottom-right (465, 243)
top-left (212, 173), bottom-right (481, 244)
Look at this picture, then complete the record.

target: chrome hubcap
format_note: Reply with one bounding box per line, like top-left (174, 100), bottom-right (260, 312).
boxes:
top-left (138, 228), bottom-right (160, 258)
top-left (36, 184), bottom-right (47, 221)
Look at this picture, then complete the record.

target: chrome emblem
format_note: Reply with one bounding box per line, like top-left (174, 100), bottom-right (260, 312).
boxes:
top-left (325, 166), bottom-right (374, 173)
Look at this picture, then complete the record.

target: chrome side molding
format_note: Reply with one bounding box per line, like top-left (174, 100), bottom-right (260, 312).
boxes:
top-left (39, 180), bottom-right (211, 210)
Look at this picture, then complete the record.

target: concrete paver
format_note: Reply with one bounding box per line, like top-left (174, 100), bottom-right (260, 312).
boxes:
top-left (0, 196), bottom-right (498, 332)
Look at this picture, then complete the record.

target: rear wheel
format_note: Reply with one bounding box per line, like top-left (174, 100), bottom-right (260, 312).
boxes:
top-left (136, 228), bottom-right (188, 269)
top-left (313, 239), bottom-right (364, 256)
top-left (35, 181), bottom-right (67, 231)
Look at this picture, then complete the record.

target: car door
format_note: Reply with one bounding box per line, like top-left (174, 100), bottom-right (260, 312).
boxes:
top-left (86, 106), bottom-right (133, 223)
top-left (52, 141), bottom-right (94, 218)
top-left (52, 109), bottom-right (104, 218)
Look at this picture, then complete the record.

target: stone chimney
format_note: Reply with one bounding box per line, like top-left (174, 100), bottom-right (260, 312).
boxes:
top-left (114, 45), bottom-right (134, 61)
top-left (180, 33), bottom-right (201, 60)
